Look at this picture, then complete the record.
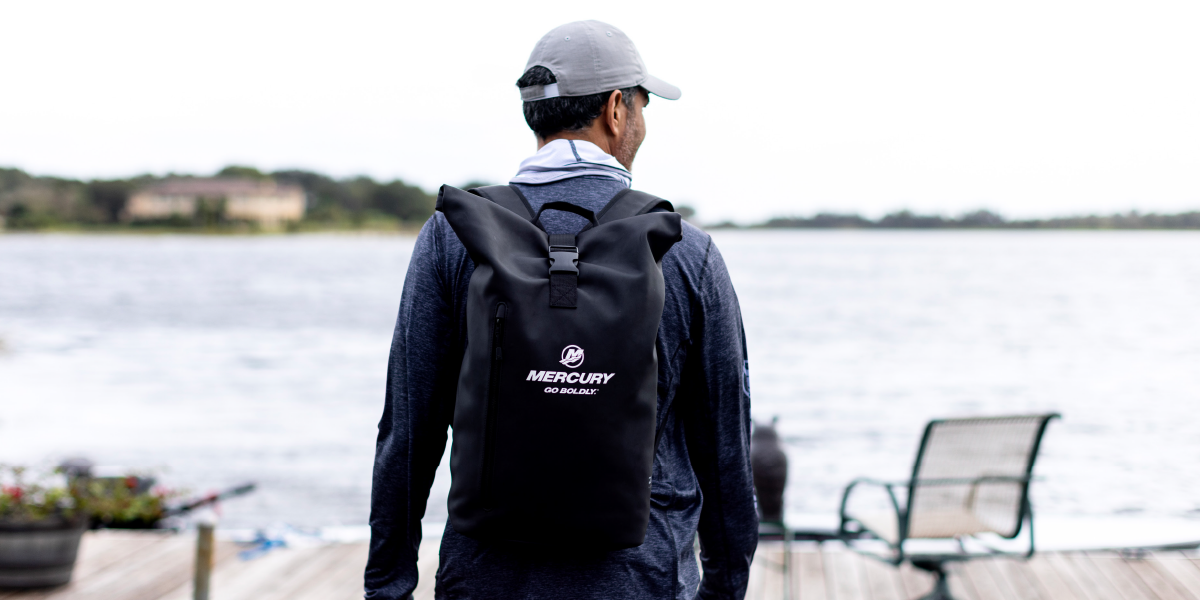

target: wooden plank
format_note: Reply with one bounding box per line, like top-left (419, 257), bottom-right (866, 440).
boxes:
top-left (287, 544), bottom-right (368, 600)
top-left (1086, 553), bottom-right (1159, 600)
top-left (80, 534), bottom-right (189, 600)
top-left (745, 543), bottom-right (766, 600)
top-left (1058, 552), bottom-right (1126, 600)
top-left (756, 545), bottom-right (785, 600)
top-left (859, 554), bottom-right (905, 600)
top-left (332, 543), bottom-right (371, 600)
top-left (958, 560), bottom-right (1004, 600)
top-left (153, 538), bottom-right (242, 600)
top-left (823, 546), bottom-right (868, 600)
top-left (221, 546), bottom-right (339, 600)
top-left (989, 558), bottom-right (1046, 600)
top-left (1151, 554), bottom-right (1200, 599)
top-left (1026, 552), bottom-right (1087, 600)
top-left (945, 562), bottom-right (981, 600)
top-left (155, 544), bottom-right (256, 600)
top-left (257, 544), bottom-right (354, 600)
top-left (1126, 556), bottom-right (1196, 600)
top-left (796, 548), bottom-right (829, 600)
top-left (257, 544), bottom-right (364, 600)
top-left (412, 536), bottom-right (441, 600)
top-left (334, 544), bottom-right (373, 600)
top-left (0, 533), bottom-right (177, 600)
top-left (896, 562), bottom-right (934, 599)
top-left (40, 533), bottom-right (194, 600)
top-left (176, 545), bottom-right (332, 600)
top-left (72, 533), bottom-right (169, 581)
top-left (18, 534), bottom-right (1200, 600)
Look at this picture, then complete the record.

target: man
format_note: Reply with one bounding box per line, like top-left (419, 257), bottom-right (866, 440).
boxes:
top-left (367, 20), bottom-right (757, 600)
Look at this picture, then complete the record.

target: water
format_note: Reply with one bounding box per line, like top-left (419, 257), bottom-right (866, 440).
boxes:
top-left (1, 231), bottom-right (1198, 529)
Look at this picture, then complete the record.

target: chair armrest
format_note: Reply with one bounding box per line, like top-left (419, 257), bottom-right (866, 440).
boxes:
top-left (911, 475), bottom-right (1030, 486)
top-left (838, 478), bottom-right (907, 535)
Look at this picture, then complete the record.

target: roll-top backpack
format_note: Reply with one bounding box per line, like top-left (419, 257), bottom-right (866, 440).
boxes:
top-left (436, 183), bottom-right (682, 550)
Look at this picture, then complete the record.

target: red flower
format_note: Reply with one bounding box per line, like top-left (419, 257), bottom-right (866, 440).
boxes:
top-left (3, 486), bottom-right (22, 501)
top-left (125, 476), bottom-right (138, 489)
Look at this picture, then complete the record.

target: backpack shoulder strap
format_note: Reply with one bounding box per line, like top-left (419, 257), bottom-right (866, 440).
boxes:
top-left (595, 189), bottom-right (675, 224)
top-left (470, 185), bottom-right (535, 221)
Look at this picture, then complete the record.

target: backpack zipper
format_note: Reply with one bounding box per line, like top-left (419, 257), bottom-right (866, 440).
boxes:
top-left (482, 302), bottom-right (506, 508)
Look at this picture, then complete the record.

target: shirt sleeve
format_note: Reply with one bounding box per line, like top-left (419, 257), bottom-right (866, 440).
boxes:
top-left (365, 215), bottom-right (462, 599)
top-left (683, 238), bottom-right (758, 600)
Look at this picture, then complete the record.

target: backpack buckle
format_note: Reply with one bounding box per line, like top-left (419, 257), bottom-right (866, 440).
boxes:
top-left (548, 245), bottom-right (579, 276)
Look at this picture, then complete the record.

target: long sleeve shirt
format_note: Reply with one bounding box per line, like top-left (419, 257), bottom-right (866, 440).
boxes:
top-left (366, 175), bottom-right (757, 599)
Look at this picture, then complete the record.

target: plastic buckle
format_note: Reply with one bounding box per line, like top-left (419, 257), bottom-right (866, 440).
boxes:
top-left (548, 245), bottom-right (579, 276)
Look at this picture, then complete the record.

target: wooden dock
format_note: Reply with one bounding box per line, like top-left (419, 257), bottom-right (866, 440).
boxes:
top-left (3, 531), bottom-right (1200, 599)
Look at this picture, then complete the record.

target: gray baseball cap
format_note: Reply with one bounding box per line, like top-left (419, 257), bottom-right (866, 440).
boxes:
top-left (519, 20), bottom-right (681, 102)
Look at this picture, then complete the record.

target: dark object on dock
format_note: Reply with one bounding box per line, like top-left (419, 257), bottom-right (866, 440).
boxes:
top-left (167, 482), bottom-right (257, 517)
top-left (838, 413), bottom-right (1060, 600)
top-left (0, 520), bottom-right (87, 588)
top-left (57, 457), bottom-right (94, 480)
top-left (751, 417), bottom-right (788, 524)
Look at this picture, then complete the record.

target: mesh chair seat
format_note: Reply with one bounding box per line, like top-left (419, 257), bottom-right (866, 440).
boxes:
top-left (854, 509), bottom-right (1002, 545)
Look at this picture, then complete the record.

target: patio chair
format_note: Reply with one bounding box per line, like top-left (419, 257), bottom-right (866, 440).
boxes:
top-left (838, 413), bottom-right (1059, 600)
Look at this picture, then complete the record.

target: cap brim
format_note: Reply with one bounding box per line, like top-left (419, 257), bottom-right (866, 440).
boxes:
top-left (641, 74), bottom-right (681, 100)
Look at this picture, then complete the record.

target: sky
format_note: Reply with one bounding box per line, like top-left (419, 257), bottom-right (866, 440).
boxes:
top-left (2, 0), bottom-right (1197, 224)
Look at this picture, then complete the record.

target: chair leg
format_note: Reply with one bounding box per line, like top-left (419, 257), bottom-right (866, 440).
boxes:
top-left (912, 561), bottom-right (955, 600)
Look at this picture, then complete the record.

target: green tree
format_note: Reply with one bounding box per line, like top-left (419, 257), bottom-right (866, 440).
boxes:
top-left (217, 165), bottom-right (269, 180)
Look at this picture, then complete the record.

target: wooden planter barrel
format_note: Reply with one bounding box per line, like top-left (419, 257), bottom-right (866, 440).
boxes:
top-left (0, 521), bottom-right (87, 588)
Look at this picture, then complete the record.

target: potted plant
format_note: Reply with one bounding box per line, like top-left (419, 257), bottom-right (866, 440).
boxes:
top-left (83, 475), bottom-right (177, 529)
top-left (0, 466), bottom-right (87, 589)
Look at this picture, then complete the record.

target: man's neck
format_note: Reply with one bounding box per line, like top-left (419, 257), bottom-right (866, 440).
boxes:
top-left (538, 124), bottom-right (614, 156)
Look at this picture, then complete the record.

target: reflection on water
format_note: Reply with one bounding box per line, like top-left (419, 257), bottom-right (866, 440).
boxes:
top-left (1, 231), bottom-right (1198, 528)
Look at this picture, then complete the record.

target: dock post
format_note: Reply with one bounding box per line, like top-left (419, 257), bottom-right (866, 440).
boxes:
top-left (194, 523), bottom-right (215, 600)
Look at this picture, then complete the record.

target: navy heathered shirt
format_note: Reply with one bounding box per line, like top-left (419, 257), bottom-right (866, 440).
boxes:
top-left (366, 176), bottom-right (757, 599)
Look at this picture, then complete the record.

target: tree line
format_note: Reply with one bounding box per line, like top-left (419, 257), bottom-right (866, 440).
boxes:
top-left (711, 209), bottom-right (1200, 230)
top-left (4, 165), bottom-right (1198, 231)
top-left (0, 166), bottom-right (440, 230)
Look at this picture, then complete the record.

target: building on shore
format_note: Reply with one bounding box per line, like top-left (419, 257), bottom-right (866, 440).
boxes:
top-left (125, 178), bottom-right (305, 225)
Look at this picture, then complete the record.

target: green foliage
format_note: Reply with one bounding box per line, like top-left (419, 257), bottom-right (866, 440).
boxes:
top-left (0, 465), bottom-right (180, 528)
top-left (216, 165), bottom-right (270, 180)
top-left (0, 466), bottom-right (80, 524)
top-left (83, 477), bottom-right (176, 527)
top-left (0, 166), bottom-right (438, 231)
top-left (87, 179), bottom-right (134, 223)
top-left (371, 179), bottom-right (435, 221)
top-left (272, 169), bottom-right (435, 226)
top-left (0, 168), bottom-right (93, 229)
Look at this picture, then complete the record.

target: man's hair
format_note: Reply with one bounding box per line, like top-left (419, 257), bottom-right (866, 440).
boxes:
top-left (517, 66), bottom-right (641, 139)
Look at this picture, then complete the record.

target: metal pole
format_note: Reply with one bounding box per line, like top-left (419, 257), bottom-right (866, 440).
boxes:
top-left (194, 523), bottom-right (214, 600)
top-left (782, 525), bottom-right (792, 600)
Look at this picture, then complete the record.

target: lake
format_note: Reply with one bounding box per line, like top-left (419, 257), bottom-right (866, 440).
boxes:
top-left (1, 231), bottom-right (1198, 529)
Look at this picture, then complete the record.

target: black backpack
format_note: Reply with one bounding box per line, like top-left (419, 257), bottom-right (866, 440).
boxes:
top-left (436, 184), bottom-right (682, 550)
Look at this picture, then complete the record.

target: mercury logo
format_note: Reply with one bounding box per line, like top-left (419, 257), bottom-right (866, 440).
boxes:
top-left (560, 345), bottom-right (585, 368)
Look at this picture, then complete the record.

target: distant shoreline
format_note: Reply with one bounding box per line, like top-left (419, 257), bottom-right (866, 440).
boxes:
top-left (5, 165), bottom-right (1199, 233)
top-left (6, 220), bottom-right (1200, 235)
top-left (0, 223), bottom-right (424, 236)
top-left (706, 209), bottom-right (1200, 230)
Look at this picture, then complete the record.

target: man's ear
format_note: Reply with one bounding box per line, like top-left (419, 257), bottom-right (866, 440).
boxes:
top-left (605, 89), bottom-right (625, 136)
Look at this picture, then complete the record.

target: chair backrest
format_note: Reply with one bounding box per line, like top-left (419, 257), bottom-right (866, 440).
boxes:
top-left (905, 414), bottom-right (1057, 540)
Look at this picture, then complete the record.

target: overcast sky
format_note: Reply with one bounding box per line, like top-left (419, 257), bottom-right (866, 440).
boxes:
top-left (2, 0), bottom-right (1197, 223)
